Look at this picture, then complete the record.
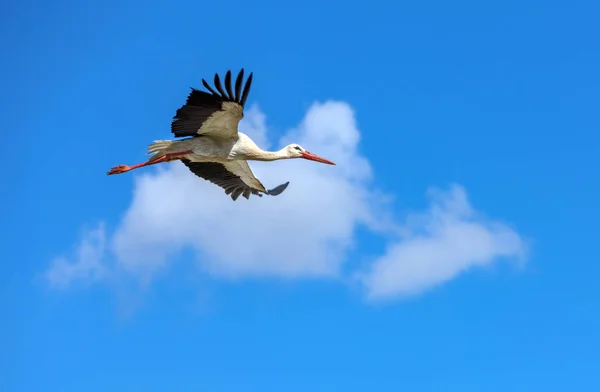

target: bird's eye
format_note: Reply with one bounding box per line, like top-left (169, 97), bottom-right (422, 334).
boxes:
top-left (294, 146), bottom-right (301, 151)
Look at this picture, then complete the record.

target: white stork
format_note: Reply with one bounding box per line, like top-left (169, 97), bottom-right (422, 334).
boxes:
top-left (107, 68), bottom-right (335, 200)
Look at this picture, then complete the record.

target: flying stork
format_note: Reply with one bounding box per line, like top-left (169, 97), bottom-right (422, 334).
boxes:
top-left (107, 68), bottom-right (335, 200)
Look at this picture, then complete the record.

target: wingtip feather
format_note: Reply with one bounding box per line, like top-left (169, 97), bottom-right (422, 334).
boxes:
top-left (240, 72), bottom-right (253, 107)
top-left (234, 68), bottom-right (245, 102)
top-left (201, 79), bottom-right (218, 95)
top-left (224, 70), bottom-right (235, 100)
top-left (213, 73), bottom-right (227, 97)
top-left (267, 181), bottom-right (290, 196)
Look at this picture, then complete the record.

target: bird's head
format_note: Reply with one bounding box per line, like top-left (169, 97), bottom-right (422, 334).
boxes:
top-left (284, 144), bottom-right (336, 165)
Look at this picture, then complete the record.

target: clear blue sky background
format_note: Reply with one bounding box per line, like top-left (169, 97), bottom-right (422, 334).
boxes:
top-left (2, 0), bottom-right (599, 391)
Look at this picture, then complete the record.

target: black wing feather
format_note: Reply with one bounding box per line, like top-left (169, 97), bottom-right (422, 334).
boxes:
top-left (224, 70), bottom-right (235, 100)
top-left (171, 69), bottom-right (254, 138)
top-left (181, 160), bottom-right (289, 201)
top-left (201, 79), bottom-right (219, 96)
top-left (240, 72), bottom-right (253, 107)
top-left (234, 69), bottom-right (244, 101)
top-left (213, 74), bottom-right (227, 99)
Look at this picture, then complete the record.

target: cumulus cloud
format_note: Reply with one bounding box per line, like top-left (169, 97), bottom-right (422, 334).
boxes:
top-left (45, 101), bottom-right (528, 300)
top-left (360, 185), bottom-right (527, 300)
top-left (45, 223), bottom-right (108, 289)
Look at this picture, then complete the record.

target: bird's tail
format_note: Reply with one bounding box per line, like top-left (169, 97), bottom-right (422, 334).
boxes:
top-left (147, 140), bottom-right (174, 158)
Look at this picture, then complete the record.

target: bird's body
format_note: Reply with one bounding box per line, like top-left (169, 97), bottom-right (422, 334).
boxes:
top-left (107, 68), bottom-right (335, 200)
top-left (148, 132), bottom-right (280, 164)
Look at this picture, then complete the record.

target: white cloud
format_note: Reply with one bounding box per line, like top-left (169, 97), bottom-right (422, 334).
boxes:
top-left (45, 223), bottom-right (108, 289)
top-left (360, 185), bottom-right (527, 301)
top-left (45, 101), bottom-right (528, 301)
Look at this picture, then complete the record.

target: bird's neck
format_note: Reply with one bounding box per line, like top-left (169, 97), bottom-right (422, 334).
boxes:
top-left (245, 148), bottom-right (289, 162)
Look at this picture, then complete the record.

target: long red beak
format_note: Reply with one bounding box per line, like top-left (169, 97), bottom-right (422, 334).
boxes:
top-left (301, 151), bottom-right (336, 165)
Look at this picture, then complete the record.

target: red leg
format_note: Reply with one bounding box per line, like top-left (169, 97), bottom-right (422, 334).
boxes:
top-left (107, 150), bottom-right (193, 175)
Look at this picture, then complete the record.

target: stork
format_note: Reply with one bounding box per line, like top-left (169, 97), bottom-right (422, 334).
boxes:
top-left (107, 68), bottom-right (335, 201)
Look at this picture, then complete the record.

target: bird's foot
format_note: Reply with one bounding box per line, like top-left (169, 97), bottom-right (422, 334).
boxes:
top-left (107, 165), bottom-right (131, 175)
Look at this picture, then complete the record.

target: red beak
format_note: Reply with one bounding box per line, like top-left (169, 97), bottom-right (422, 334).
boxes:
top-left (301, 151), bottom-right (336, 165)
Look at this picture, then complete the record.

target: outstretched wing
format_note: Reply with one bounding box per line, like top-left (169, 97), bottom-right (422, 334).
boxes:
top-left (171, 69), bottom-right (253, 140)
top-left (181, 159), bottom-right (290, 201)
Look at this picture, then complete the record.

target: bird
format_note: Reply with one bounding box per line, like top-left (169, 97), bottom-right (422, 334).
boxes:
top-left (107, 68), bottom-right (335, 201)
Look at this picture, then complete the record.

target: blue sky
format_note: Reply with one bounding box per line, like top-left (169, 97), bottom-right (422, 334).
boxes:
top-left (3, 0), bottom-right (600, 390)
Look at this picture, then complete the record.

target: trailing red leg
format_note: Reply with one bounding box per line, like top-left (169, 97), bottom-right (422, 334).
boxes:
top-left (107, 150), bottom-right (193, 175)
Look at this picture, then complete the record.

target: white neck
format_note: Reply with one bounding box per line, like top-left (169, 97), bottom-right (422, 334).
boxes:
top-left (244, 148), bottom-right (290, 162)
top-left (235, 132), bottom-right (292, 162)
